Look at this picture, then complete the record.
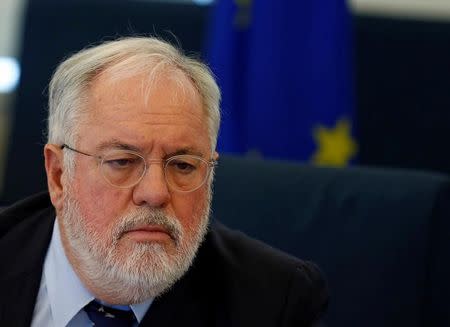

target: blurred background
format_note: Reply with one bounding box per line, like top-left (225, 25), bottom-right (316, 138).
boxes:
top-left (0, 0), bottom-right (449, 204)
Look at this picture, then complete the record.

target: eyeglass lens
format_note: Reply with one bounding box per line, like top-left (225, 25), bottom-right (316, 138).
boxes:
top-left (100, 152), bottom-right (209, 191)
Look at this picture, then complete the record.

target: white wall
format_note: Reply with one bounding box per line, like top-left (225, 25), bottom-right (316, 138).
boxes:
top-left (0, 0), bottom-right (26, 192)
top-left (350, 0), bottom-right (450, 22)
top-left (0, 0), bottom-right (27, 57)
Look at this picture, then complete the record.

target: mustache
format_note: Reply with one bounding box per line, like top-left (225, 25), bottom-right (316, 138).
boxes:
top-left (112, 208), bottom-right (182, 244)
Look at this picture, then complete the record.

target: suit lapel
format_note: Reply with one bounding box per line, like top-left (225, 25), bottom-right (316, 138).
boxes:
top-left (139, 230), bottom-right (230, 327)
top-left (0, 268), bottom-right (44, 327)
top-left (139, 272), bottom-right (210, 326)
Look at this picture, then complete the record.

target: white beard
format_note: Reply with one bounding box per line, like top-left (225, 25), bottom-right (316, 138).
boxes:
top-left (59, 190), bottom-right (210, 304)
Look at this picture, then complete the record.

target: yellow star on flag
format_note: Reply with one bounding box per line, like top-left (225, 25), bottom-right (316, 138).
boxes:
top-left (311, 118), bottom-right (358, 167)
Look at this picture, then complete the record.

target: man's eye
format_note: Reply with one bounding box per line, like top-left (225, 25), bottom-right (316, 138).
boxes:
top-left (104, 158), bottom-right (137, 169)
top-left (170, 160), bottom-right (196, 173)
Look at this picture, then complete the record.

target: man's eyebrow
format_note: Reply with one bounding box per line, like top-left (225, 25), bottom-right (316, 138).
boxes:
top-left (166, 148), bottom-right (204, 158)
top-left (95, 141), bottom-right (205, 158)
top-left (95, 140), bottom-right (141, 153)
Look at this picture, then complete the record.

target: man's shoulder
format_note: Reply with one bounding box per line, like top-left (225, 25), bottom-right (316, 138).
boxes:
top-left (0, 192), bottom-right (54, 231)
top-left (0, 192), bottom-right (54, 278)
top-left (208, 221), bottom-right (316, 275)
top-left (199, 222), bottom-right (328, 325)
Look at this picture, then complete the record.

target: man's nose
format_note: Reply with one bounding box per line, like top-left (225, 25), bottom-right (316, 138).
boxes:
top-left (132, 164), bottom-right (170, 208)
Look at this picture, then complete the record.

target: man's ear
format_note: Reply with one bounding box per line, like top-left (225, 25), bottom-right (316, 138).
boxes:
top-left (44, 144), bottom-right (65, 213)
top-left (213, 151), bottom-right (219, 161)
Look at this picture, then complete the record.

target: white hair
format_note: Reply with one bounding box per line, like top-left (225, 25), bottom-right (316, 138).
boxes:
top-left (47, 37), bottom-right (221, 172)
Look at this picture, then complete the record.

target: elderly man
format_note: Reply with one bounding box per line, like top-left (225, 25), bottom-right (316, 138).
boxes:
top-left (0, 37), bottom-right (327, 326)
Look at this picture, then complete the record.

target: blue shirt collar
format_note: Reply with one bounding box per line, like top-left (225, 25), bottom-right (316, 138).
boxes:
top-left (44, 219), bottom-right (153, 326)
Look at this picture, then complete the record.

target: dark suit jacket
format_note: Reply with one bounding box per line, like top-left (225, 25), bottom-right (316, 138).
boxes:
top-left (0, 192), bottom-right (328, 326)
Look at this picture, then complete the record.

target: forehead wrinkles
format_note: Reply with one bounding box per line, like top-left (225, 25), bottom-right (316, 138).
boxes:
top-left (78, 68), bottom-right (209, 152)
top-left (89, 65), bottom-right (202, 119)
top-left (98, 57), bottom-right (200, 110)
top-left (142, 68), bottom-right (199, 110)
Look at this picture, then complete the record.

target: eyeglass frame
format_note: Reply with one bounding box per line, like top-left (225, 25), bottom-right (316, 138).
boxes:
top-left (60, 144), bottom-right (217, 192)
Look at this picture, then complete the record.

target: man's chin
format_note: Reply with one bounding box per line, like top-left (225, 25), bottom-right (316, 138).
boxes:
top-left (117, 233), bottom-right (178, 258)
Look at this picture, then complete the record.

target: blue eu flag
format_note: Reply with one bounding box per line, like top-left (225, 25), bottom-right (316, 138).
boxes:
top-left (205, 1), bottom-right (357, 166)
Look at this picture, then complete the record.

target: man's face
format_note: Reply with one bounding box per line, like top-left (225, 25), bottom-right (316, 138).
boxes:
top-left (55, 68), bottom-right (214, 304)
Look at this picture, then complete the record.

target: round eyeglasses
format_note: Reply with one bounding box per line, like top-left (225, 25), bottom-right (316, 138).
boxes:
top-left (61, 144), bottom-right (217, 192)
